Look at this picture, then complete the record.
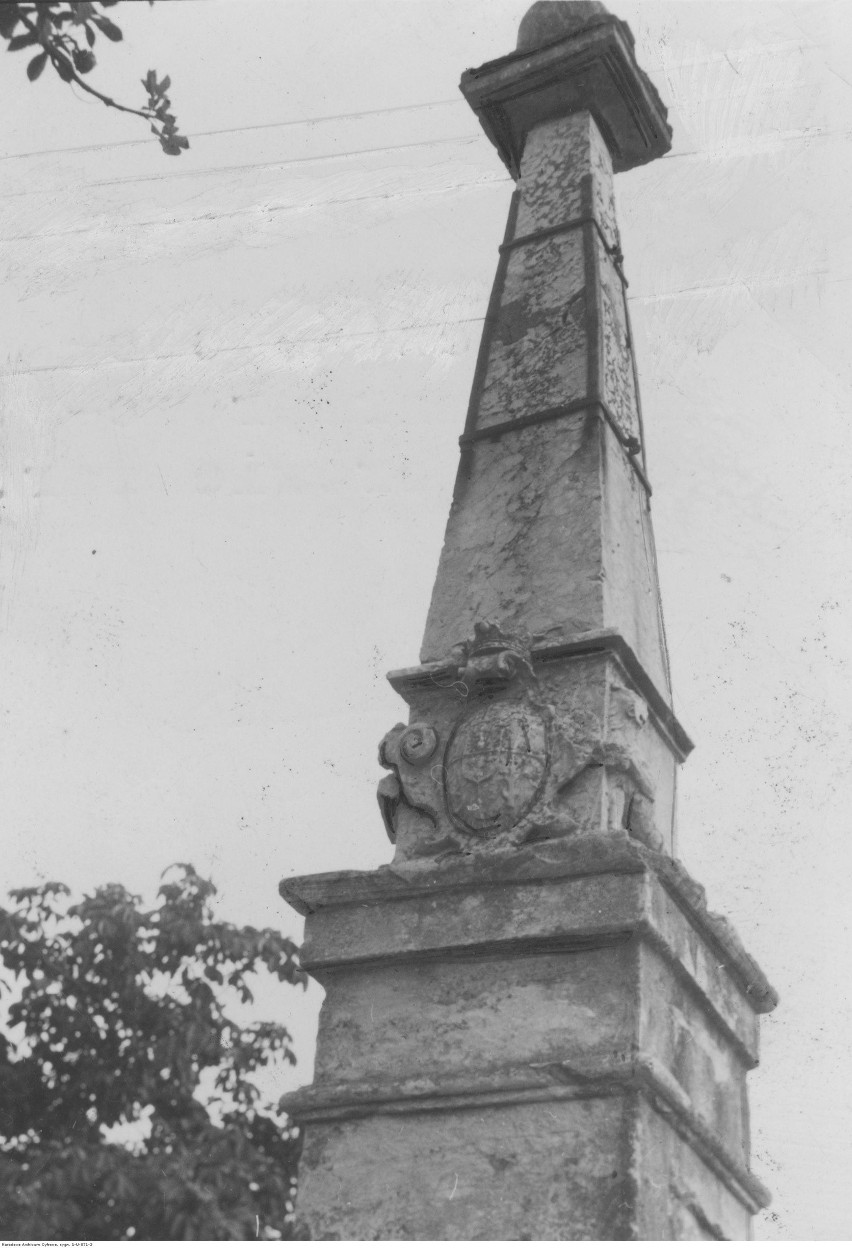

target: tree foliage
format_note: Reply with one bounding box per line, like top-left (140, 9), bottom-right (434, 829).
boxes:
top-left (1, 1), bottom-right (188, 153)
top-left (0, 864), bottom-right (307, 1239)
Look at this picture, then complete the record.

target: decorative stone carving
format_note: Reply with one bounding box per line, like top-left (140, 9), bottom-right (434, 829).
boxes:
top-left (445, 701), bottom-right (549, 835)
top-left (377, 621), bottom-right (664, 861)
top-left (457, 620), bottom-right (535, 690)
top-left (377, 723), bottom-right (438, 835)
top-left (377, 722), bottom-right (457, 861)
top-left (398, 722), bottom-right (439, 765)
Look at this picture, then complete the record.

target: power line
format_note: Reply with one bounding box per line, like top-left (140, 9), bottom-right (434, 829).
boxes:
top-left (0, 121), bottom-right (835, 203)
top-left (0, 133), bottom-right (484, 201)
top-left (0, 98), bottom-right (464, 163)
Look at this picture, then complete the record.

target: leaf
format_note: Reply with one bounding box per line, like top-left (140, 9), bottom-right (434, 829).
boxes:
top-left (26, 50), bottom-right (47, 80)
top-left (0, 8), bottom-right (20, 39)
top-left (53, 54), bottom-right (74, 83)
top-left (92, 14), bottom-right (122, 41)
top-left (7, 32), bottom-right (39, 52)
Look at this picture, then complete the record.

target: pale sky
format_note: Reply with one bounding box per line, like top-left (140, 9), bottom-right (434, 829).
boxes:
top-left (1, 1), bottom-right (850, 1238)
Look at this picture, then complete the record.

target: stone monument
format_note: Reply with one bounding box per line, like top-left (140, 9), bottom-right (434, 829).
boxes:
top-left (280, 3), bottom-right (777, 1238)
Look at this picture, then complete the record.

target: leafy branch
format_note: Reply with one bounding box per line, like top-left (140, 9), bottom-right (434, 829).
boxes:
top-left (0, 864), bottom-right (305, 1238)
top-left (2, 1), bottom-right (188, 154)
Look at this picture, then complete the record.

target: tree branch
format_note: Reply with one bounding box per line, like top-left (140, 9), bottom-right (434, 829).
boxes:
top-left (16, 8), bottom-right (151, 121)
top-left (13, 5), bottom-right (187, 152)
top-left (54, 52), bottom-right (154, 120)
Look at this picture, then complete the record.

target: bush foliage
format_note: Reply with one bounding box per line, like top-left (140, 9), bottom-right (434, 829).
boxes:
top-left (0, 864), bottom-right (306, 1239)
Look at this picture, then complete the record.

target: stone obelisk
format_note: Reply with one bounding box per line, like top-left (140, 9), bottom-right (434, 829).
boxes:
top-left (280, 4), bottom-right (777, 1239)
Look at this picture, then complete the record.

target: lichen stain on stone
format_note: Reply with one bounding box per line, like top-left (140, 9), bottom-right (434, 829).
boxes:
top-left (516, 114), bottom-right (593, 234)
top-left (423, 419), bottom-right (606, 655)
top-left (589, 119), bottom-right (620, 251)
top-left (478, 234), bottom-right (588, 427)
top-left (444, 701), bottom-right (548, 834)
top-left (492, 297), bottom-right (542, 348)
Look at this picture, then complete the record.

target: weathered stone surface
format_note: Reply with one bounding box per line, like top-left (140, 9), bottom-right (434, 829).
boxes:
top-left (638, 942), bottom-right (751, 1164)
top-left (283, 839), bottom-right (774, 1050)
top-left (444, 699), bottom-right (549, 833)
top-left (294, 1098), bottom-right (633, 1241)
top-left (420, 111), bottom-right (671, 699)
top-left (422, 420), bottom-right (603, 658)
top-left (635, 1098), bottom-right (753, 1240)
top-left (386, 641), bottom-right (677, 864)
top-left (282, 840), bottom-right (773, 1238)
top-left (281, 5), bottom-right (775, 1238)
top-left (312, 943), bottom-right (636, 1088)
top-left (514, 112), bottom-right (618, 246)
top-left (473, 114), bottom-right (622, 434)
top-left (516, 2), bottom-right (611, 54)
top-left (477, 233), bottom-right (588, 428)
top-left (462, 10), bottom-right (672, 177)
top-left (598, 235), bottom-right (639, 443)
top-left (600, 424), bottom-right (672, 696)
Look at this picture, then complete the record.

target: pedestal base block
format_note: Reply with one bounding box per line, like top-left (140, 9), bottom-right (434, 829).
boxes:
top-left (297, 1097), bottom-right (630, 1241)
top-left (280, 838), bottom-right (775, 1240)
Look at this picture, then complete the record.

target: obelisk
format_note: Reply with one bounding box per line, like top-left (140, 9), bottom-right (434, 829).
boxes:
top-left (280, 4), bottom-right (777, 1239)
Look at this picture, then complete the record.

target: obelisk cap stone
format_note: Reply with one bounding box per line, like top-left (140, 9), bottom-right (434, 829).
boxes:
top-left (516, 1), bottom-right (611, 50)
top-left (460, 1), bottom-right (671, 176)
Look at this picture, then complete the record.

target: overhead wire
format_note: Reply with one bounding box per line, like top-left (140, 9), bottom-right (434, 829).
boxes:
top-left (0, 123), bottom-right (835, 202)
top-left (0, 97), bottom-right (465, 162)
top-left (0, 133), bottom-right (486, 201)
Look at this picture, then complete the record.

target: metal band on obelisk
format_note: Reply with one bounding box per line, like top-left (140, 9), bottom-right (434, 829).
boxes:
top-left (280, 4), bottom-right (777, 1239)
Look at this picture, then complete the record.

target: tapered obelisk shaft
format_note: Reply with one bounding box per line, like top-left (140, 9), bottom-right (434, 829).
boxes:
top-left (422, 107), bottom-right (670, 700)
top-left (280, 5), bottom-right (776, 1239)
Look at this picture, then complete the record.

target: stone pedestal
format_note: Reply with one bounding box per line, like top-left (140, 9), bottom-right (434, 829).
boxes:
top-left (280, 4), bottom-right (776, 1238)
top-left (281, 838), bottom-right (775, 1240)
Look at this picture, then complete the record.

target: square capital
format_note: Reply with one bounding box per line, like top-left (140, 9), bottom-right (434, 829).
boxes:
top-left (460, 16), bottom-right (672, 177)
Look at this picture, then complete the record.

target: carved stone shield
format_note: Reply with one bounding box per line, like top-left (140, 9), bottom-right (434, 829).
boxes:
top-left (444, 701), bottom-right (548, 835)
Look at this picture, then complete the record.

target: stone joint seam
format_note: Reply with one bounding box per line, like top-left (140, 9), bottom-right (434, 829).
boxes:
top-left (640, 853), bottom-right (778, 1013)
top-left (638, 1055), bottom-right (770, 1214)
top-left (636, 916), bottom-right (758, 1071)
top-left (299, 926), bottom-right (634, 974)
top-left (459, 399), bottom-right (651, 492)
top-left (297, 913), bottom-right (757, 1066)
top-left (283, 1053), bottom-right (768, 1212)
top-left (532, 633), bottom-right (683, 752)
top-left (283, 840), bottom-right (775, 1013)
top-left (392, 630), bottom-right (689, 758)
top-left (499, 214), bottom-right (626, 273)
top-left (670, 1180), bottom-right (729, 1241)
